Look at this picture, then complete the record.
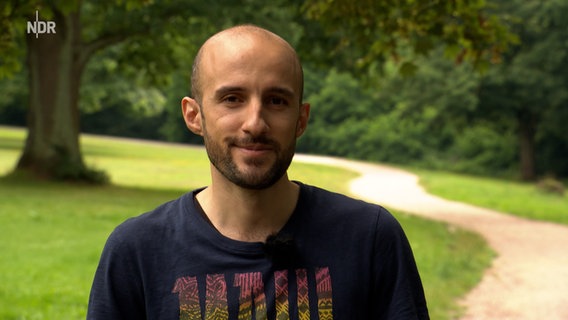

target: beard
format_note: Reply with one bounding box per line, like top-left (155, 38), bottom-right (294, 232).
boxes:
top-left (202, 128), bottom-right (296, 190)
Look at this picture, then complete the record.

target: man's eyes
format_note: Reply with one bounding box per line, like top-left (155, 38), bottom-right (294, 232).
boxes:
top-left (267, 97), bottom-right (289, 106)
top-left (220, 95), bottom-right (289, 107)
top-left (222, 95), bottom-right (242, 103)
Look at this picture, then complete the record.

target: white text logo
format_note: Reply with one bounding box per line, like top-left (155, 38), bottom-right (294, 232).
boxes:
top-left (27, 10), bottom-right (56, 38)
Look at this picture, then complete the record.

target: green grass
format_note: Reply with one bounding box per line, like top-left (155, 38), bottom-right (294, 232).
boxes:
top-left (396, 214), bottom-right (493, 319)
top-left (0, 126), bottom-right (492, 319)
top-left (0, 178), bottom-right (182, 319)
top-left (414, 169), bottom-right (568, 225)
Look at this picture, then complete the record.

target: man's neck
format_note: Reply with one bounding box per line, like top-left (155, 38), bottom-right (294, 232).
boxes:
top-left (195, 169), bottom-right (299, 243)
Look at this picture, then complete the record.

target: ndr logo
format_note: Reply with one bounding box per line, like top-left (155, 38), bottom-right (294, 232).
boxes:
top-left (27, 10), bottom-right (56, 38)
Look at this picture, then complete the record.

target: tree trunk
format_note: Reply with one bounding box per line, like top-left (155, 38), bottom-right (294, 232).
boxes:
top-left (518, 111), bottom-right (537, 181)
top-left (16, 9), bottom-right (90, 180)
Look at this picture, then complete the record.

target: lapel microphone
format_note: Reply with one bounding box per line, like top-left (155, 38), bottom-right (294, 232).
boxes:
top-left (263, 233), bottom-right (296, 266)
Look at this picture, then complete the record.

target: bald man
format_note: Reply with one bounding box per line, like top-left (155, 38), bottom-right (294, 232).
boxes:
top-left (88, 25), bottom-right (429, 320)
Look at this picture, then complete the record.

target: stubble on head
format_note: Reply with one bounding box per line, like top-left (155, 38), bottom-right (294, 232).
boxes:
top-left (191, 24), bottom-right (304, 104)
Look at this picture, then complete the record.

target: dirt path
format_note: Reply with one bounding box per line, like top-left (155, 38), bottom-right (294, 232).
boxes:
top-left (295, 155), bottom-right (568, 320)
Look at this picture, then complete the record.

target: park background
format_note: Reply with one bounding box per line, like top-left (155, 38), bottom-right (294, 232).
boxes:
top-left (1, 0), bottom-right (567, 319)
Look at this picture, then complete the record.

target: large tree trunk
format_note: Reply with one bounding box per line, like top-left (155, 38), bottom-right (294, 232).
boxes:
top-left (16, 9), bottom-right (90, 180)
top-left (518, 111), bottom-right (537, 181)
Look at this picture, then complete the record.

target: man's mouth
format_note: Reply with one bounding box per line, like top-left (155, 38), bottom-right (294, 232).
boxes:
top-left (230, 138), bottom-right (278, 158)
top-left (238, 143), bottom-right (273, 151)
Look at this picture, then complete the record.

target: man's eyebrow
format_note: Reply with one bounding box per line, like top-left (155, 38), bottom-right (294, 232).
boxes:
top-left (214, 86), bottom-right (245, 98)
top-left (265, 86), bottom-right (295, 99)
top-left (214, 86), bottom-right (296, 99)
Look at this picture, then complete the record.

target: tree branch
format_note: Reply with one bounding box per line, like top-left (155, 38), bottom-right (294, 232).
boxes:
top-left (78, 34), bottom-right (127, 69)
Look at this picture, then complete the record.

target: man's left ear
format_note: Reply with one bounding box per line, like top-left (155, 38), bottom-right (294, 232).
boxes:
top-left (296, 103), bottom-right (310, 138)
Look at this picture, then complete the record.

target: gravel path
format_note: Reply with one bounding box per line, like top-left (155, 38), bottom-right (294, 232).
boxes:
top-left (295, 155), bottom-right (568, 320)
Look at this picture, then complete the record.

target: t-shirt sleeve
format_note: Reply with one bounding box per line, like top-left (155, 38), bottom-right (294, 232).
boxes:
top-left (87, 223), bottom-right (146, 320)
top-left (371, 207), bottom-right (430, 319)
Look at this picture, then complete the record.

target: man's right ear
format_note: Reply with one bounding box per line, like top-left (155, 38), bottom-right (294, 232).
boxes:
top-left (181, 97), bottom-right (203, 136)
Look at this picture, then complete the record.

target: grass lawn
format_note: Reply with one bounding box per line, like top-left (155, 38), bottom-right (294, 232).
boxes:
top-left (1, 126), bottom-right (492, 319)
top-left (414, 169), bottom-right (568, 225)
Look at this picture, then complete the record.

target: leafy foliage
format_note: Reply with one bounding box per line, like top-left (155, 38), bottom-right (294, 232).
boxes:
top-left (0, 0), bottom-right (565, 180)
top-left (477, 0), bottom-right (568, 179)
top-left (302, 0), bottom-right (518, 73)
top-left (299, 0), bottom-right (568, 180)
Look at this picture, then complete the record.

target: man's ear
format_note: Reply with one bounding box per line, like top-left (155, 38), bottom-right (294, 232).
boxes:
top-left (296, 102), bottom-right (310, 138)
top-left (181, 97), bottom-right (203, 136)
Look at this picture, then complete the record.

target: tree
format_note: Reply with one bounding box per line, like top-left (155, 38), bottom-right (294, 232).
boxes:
top-left (301, 0), bottom-right (517, 74)
top-left (0, 0), bottom-right (291, 181)
top-left (0, 0), bottom-right (220, 181)
top-left (478, 0), bottom-right (568, 180)
top-left (297, 67), bottom-right (378, 156)
top-left (1, 0), bottom-right (515, 182)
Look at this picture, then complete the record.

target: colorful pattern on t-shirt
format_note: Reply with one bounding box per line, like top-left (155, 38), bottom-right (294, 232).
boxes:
top-left (172, 267), bottom-right (333, 319)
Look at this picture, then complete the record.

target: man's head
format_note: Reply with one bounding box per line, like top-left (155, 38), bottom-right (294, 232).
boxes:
top-left (191, 25), bottom-right (304, 105)
top-left (182, 25), bottom-right (310, 190)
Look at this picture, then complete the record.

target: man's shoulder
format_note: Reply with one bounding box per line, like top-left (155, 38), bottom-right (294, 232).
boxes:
top-left (301, 182), bottom-right (378, 206)
top-left (109, 192), bottom-right (192, 244)
top-left (299, 182), bottom-right (387, 219)
top-left (297, 183), bottom-right (405, 247)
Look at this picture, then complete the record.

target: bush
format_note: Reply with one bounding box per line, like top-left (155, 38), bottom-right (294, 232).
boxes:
top-left (449, 125), bottom-right (517, 175)
top-left (536, 177), bottom-right (565, 196)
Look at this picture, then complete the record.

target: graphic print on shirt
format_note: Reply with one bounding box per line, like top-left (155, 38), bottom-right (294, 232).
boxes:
top-left (206, 274), bottom-right (229, 318)
top-left (172, 267), bottom-right (333, 319)
top-left (295, 269), bottom-right (310, 320)
top-left (171, 275), bottom-right (201, 319)
top-left (315, 268), bottom-right (333, 320)
top-left (274, 270), bottom-right (289, 319)
top-left (234, 272), bottom-right (267, 319)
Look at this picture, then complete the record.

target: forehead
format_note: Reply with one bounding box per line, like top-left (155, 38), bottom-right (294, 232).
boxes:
top-left (199, 31), bottom-right (302, 98)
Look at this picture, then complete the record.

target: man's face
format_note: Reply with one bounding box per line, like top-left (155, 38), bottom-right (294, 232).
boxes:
top-left (196, 33), bottom-right (309, 190)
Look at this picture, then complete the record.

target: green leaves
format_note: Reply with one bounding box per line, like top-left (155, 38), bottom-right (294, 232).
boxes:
top-left (302, 0), bottom-right (517, 72)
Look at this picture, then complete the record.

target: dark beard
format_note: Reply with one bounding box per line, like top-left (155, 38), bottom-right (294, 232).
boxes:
top-left (203, 130), bottom-right (296, 190)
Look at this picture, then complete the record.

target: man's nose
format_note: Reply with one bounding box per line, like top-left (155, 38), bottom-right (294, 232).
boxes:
top-left (241, 99), bottom-right (269, 136)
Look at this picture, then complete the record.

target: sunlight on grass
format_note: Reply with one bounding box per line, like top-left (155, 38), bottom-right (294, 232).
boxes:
top-left (81, 133), bottom-right (357, 193)
top-left (414, 169), bottom-right (568, 225)
top-left (396, 213), bottom-right (494, 319)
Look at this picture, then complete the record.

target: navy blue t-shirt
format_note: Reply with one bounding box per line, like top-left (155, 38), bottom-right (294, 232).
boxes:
top-left (87, 183), bottom-right (429, 319)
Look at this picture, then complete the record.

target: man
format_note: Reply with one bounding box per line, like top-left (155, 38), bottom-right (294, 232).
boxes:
top-left (88, 25), bottom-right (429, 319)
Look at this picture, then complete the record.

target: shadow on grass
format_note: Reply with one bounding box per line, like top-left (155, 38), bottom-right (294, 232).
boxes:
top-left (0, 169), bottom-right (194, 211)
top-left (0, 174), bottom-right (194, 319)
top-left (0, 173), bottom-right (191, 223)
top-left (0, 136), bottom-right (24, 151)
